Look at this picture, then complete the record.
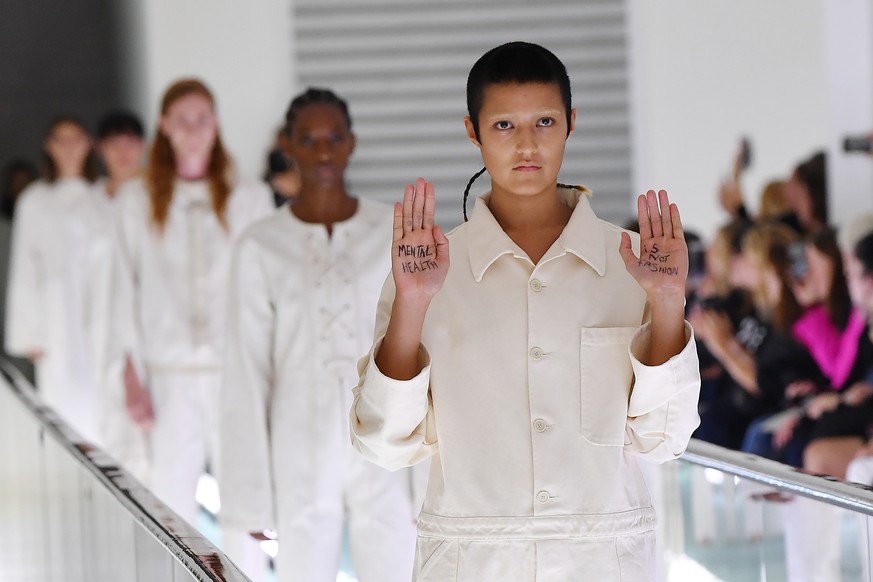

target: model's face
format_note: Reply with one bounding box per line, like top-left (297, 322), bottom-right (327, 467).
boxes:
top-left (45, 122), bottom-right (91, 177)
top-left (160, 93), bottom-right (218, 161)
top-left (286, 103), bottom-right (354, 190)
top-left (465, 82), bottom-right (574, 197)
top-left (98, 133), bottom-right (144, 182)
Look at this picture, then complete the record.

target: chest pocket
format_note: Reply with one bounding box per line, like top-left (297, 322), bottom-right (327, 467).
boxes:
top-left (579, 326), bottom-right (637, 446)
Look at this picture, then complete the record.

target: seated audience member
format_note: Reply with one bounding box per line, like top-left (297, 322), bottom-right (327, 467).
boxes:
top-left (698, 223), bottom-right (823, 465)
top-left (805, 227), bottom-right (873, 480)
top-left (765, 228), bottom-right (872, 463)
top-left (782, 151), bottom-right (828, 235)
top-left (690, 220), bottom-right (762, 449)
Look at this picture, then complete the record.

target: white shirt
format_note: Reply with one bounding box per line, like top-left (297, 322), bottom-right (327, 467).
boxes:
top-left (112, 177), bottom-right (275, 374)
top-left (220, 200), bottom-right (396, 531)
top-left (6, 177), bottom-right (115, 443)
top-left (351, 188), bottom-right (701, 580)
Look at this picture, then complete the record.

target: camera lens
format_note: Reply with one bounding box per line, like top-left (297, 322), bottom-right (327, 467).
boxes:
top-left (843, 135), bottom-right (872, 153)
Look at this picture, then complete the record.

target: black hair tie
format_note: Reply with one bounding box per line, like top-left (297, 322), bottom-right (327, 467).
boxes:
top-left (462, 167), bottom-right (487, 222)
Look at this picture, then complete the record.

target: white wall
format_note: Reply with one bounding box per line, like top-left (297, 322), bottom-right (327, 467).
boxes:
top-left (822, 0), bottom-right (873, 227)
top-left (628, 0), bottom-right (844, 238)
top-left (120, 1), bottom-right (873, 232)
top-left (128, 0), bottom-right (297, 178)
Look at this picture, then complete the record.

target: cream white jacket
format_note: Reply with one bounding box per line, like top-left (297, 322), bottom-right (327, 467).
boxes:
top-left (220, 200), bottom-right (396, 531)
top-left (111, 177), bottom-right (275, 375)
top-left (351, 189), bottom-right (701, 581)
top-left (220, 202), bottom-right (417, 581)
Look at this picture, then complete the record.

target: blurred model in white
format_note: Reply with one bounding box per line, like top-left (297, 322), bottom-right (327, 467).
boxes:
top-left (109, 79), bottom-right (274, 580)
top-left (91, 111), bottom-right (149, 480)
top-left (6, 116), bottom-right (110, 444)
top-left (220, 88), bottom-right (417, 582)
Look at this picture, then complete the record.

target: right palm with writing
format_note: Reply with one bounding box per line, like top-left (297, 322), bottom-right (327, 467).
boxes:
top-left (391, 178), bottom-right (450, 301)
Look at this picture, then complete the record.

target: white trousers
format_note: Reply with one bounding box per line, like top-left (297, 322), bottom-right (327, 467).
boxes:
top-left (274, 443), bottom-right (417, 582)
top-left (782, 496), bottom-right (843, 582)
top-left (148, 371), bottom-right (268, 581)
top-left (847, 457), bottom-right (873, 582)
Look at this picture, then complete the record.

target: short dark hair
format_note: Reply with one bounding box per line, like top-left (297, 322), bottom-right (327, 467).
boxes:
top-left (808, 227), bottom-right (851, 328)
top-left (794, 151), bottom-right (828, 227)
top-left (97, 110), bottom-right (144, 140)
top-left (466, 42), bottom-right (572, 140)
top-left (284, 88), bottom-right (352, 137)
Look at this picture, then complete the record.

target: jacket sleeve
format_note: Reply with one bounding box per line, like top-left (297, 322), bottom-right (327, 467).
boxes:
top-left (218, 235), bottom-right (277, 532)
top-left (350, 274), bottom-right (437, 472)
top-left (5, 189), bottom-right (46, 356)
top-left (624, 320), bottom-right (701, 463)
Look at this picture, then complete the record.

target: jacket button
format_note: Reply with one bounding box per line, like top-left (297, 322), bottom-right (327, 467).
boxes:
top-left (529, 279), bottom-right (543, 292)
top-left (536, 491), bottom-right (550, 503)
top-left (533, 419), bottom-right (547, 432)
top-left (529, 347), bottom-right (544, 360)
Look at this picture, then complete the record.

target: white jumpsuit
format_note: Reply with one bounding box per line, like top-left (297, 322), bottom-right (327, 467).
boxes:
top-left (351, 189), bottom-right (701, 581)
top-left (109, 176), bottom-right (274, 577)
top-left (6, 177), bottom-right (114, 445)
top-left (220, 201), bottom-right (417, 582)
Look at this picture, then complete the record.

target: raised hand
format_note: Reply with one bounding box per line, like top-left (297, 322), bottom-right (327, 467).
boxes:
top-left (619, 190), bottom-right (688, 299)
top-left (391, 178), bottom-right (449, 301)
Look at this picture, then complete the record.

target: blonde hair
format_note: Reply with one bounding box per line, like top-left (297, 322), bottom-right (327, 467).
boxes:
top-left (742, 222), bottom-right (802, 333)
top-left (757, 180), bottom-right (790, 221)
top-left (707, 222), bottom-right (740, 297)
top-left (147, 79), bottom-right (231, 233)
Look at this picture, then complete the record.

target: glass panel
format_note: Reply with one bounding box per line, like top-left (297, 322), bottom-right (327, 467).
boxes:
top-left (658, 451), bottom-right (873, 581)
top-left (0, 371), bottom-right (251, 582)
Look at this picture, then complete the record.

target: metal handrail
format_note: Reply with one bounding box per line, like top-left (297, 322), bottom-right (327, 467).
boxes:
top-left (683, 439), bottom-right (873, 517)
top-left (0, 361), bottom-right (252, 582)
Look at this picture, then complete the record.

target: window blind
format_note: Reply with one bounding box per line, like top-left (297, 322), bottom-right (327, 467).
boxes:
top-left (293, 0), bottom-right (632, 228)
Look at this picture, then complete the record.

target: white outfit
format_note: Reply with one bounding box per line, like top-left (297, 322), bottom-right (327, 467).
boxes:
top-left (351, 189), bottom-right (701, 581)
top-left (110, 176), bottom-right (274, 579)
top-left (220, 201), bottom-right (417, 582)
top-left (782, 497), bottom-right (843, 582)
top-left (6, 178), bottom-right (114, 444)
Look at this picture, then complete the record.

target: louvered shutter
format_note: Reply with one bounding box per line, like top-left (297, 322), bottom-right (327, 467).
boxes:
top-left (294, 0), bottom-right (632, 228)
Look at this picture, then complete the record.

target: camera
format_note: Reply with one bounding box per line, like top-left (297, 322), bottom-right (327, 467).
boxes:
top-left (788, 241), bottom-right (809, 281)
top-left (698, 296), bottom-right (727, 313)
top-left (739, 137), bottom-right (752, 170)
top-left (843, 135), bottom-right (872, 153)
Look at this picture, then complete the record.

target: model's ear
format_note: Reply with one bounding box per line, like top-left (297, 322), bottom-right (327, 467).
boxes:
top-left (567, 107), bottom-right (577, 139)
top-left (464, 116), bottom-right (481, 148)
top-left (348, 132), bottom-right (357, 156)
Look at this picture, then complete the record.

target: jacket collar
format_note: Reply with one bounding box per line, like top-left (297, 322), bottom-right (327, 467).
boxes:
top-left (466, 186), bottom-right (606, 282)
